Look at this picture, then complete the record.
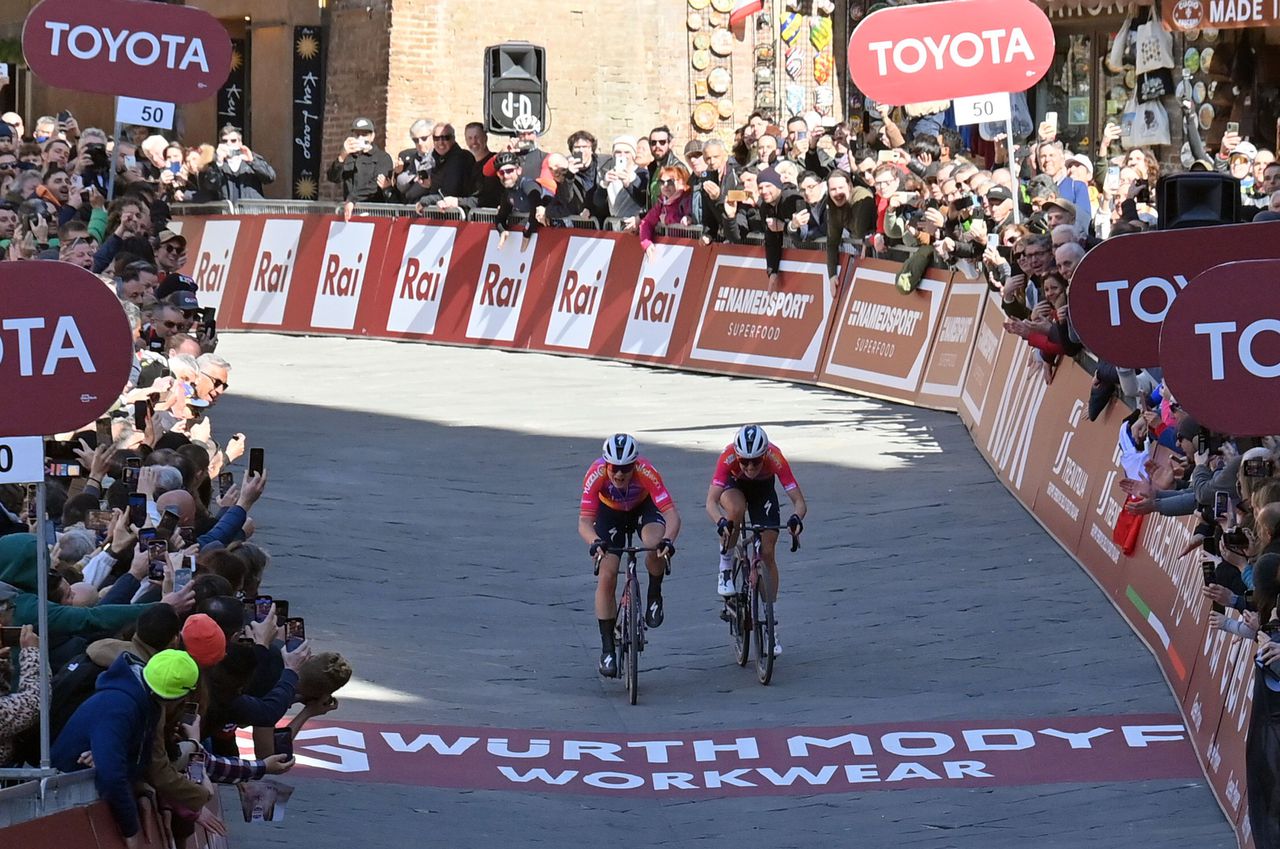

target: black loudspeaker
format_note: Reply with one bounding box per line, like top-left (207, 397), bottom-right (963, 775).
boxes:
top-left (484, 42), bottom-right (547, 135)
top-left (1157, 172), bottom-right (1241, 230)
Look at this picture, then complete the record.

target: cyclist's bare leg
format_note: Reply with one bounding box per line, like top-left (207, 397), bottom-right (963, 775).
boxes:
top-left (595, 554), bottom-right (621, 619)
top-left (718, 489), bottom-right (748, 550)
top-left (640, 522), bottom-right (666, 578)
top-left (759, 530), bottom-right (780, 602)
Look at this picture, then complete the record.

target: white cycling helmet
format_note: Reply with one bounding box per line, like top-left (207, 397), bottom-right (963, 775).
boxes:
top-left (511, 113), bottom-right (542, 134)
top-left (733, 425), bottom-right (769, 460)
top-left (602, 433), bottom-right (639, 465)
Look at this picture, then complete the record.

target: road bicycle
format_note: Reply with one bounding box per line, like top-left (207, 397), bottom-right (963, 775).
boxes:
top-left (595, 534), bottom-right (670, 705)
top-left (721, 522), bottom-right (799, 685)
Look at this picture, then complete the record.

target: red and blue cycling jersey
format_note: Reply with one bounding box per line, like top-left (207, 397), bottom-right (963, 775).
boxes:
top-left (711, 444), bottom-right (798, 491)
top-left (579, 457), bottom-right (675, 517)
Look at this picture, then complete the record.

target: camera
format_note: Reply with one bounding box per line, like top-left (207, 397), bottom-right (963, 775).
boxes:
top-left (1223, 527), bottom-right (1250, 549)
top-left (86, 143), bottom-right (109, 168)
top-left (1244, 458), bottom-right (1276, 478)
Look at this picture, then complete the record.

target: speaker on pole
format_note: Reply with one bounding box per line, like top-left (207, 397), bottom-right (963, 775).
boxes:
top-left (1157, 172), bottom-right (1241, 230)
top-left (484, 42), bottom-right (547, 135)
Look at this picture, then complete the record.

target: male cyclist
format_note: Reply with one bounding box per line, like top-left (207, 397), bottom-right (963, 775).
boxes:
top-left (705, 425), bottom-right (806, 655)
top-left (579, 434), bottom-right (680, 678)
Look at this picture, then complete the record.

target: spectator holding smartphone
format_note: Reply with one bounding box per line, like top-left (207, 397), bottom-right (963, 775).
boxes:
top-left (326, 117), bottom-right (393, 203)
top-left (210, 124), bottom-right (276, 202)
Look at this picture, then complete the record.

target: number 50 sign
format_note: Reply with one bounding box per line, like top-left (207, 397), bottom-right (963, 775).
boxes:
top-left (0, 437), bottom-right (45, 484)
top-left (954, 93), bottom-right (1011, 127)
top-left (116, 95), bottom-right (174, 130)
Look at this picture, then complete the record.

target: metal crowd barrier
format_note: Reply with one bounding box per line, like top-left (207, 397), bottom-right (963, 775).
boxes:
top-left (168, 201), bottom-right (234, 217)
top-left (417, 206), bottom-right (466, 222)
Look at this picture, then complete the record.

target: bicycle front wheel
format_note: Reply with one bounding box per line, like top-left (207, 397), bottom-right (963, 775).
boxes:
top-left (732, 560), bottom-right (750, 667)
top-left (626, 574), bottom-right (641, 704)
top-left (753, 564), bottom-right (775, 686)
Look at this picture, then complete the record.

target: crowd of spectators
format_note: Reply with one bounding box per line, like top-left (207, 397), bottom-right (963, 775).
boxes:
top-left (0, 105), bottom-right (345, 849)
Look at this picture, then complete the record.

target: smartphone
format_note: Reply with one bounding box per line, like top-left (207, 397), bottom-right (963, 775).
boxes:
top-left (285, 617), bottom-right (305, 641)
top-left (1045, 111), bottom-right (1059, 130)
top-left (127, 492), bottom-right (147, 528)
top-left (249, 448), bottom-right (265, 477)
top-left (217, 471), bottom-right (234, 499)
top-left (1214, 490), bottom-right (1230, 519)
top-left (187, 751), bottom-right (206, 783)
top-left (242, 599), bottom-right (258, 626)
top-left (174, 565), bottom-right (193, 593)
top-left (1202, 559), bottom-right (1217, 587)
top-left (181, 700), bottom-right (200, 727)
top-left (202, 306), bottom-right (217, 327)
top-left (46, 462), bottom-right (82, 477)
top-left (876, 149), bottom-right (894, 164)
top-left (274, 600), bottom-right (289, 626)
top-left (1228, 121), bottom-right (1240, 136)
top-left (1245, 458), bottom-right (1275, 478)
top-left (178, 526), bottom-right (196, 547)
top-left (273, 727), bottom-right (293, 758)
top-left (133, 400), bottom-right (148, 432)
top-left (86, 509), bottom-right (114, 544)
top-left (725, 189), bottom-right (747, 203)
top-left (168, 161), bottom-right (181, 175)
top-left (138, 527), bottom-right (157, 544)
top-left (255, 595), bottom-right (273, 622)
top-left (147, 541), bottom-right (168, 581)
top-left (96, 417), bottom-right (112, 447)
top-left (156, 508), bottom-right (179, 542)
top-left (794, 130), bottom-right (807, 142)
top-left (0, 627), bottom-right (20, 648)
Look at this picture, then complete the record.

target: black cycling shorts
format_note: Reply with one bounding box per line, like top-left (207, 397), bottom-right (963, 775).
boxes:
top-left (593, 500), bottom-right (665, 550)
top-left (725, 476), bottom-right (781, 528)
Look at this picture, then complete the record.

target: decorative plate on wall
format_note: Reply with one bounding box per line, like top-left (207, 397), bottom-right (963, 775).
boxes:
top-left (708, 66), bottom-right (732, 95)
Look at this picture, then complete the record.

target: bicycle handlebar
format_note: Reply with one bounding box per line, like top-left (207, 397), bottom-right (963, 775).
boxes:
top-left (593, 545), bottom-right (673, 576)
top-left (718, 522), bottom-right (802, 554)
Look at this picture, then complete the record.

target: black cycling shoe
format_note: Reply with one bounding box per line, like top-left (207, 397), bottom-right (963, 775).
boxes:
top-left (598, 651), bottom-right (618, 678)
top-left (645, 597), bottom-right (664, 629)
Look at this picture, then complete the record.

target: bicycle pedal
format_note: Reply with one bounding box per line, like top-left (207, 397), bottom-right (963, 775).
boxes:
top-left (719, 607), bottom-right (733, 622)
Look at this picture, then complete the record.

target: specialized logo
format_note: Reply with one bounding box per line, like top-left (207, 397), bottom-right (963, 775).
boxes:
top-left (386, 225), bottom-right (456, 336)
top-left (310, 221), bottom-right (376, 331)
top-left (466, 231), bottom-right (537, 342)
top-left (546, 236), bottom-right (614, 350)
top-left (242, 219), bottom-right (303, 326)
top-left (620, 244), bottom-right (693, 359)
top-left (189, 220), bottom-right (239, 313)
top-left (691, 254), bottom-right (830, 374)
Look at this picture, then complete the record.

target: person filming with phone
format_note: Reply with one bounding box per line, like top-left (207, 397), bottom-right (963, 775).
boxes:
top-left (211, 124), bottom-right (276, 202)
top-left (326, 117), bottom-right (393, 203)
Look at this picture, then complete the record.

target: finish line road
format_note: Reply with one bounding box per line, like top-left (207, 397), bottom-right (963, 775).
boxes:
top-left (213, 334), bottom-right (1231, 849)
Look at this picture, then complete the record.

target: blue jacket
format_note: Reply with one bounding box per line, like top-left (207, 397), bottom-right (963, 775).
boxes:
top-left (51, 652), bottom-right (158, 838)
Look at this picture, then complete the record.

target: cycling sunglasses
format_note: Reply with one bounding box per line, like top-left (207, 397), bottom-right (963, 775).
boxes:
top-left (608, 463), bottom-right (635, 474)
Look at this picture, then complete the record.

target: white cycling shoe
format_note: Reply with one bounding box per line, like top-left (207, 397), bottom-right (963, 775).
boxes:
top-left (716, 570), bottom-right (734, 597)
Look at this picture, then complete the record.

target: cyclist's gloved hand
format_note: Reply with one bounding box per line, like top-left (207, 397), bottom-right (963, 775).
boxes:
top-left (716, 517), bottom-right (732, 537)
top-left (657, 538), bottom-right (676, 559)
top-left (589, 538), bottom-right (607, 558)
top-left (787, 514), bottom-right (804, 534)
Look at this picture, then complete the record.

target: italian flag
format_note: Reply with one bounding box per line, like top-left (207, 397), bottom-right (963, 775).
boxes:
top-left (730, 0), bottom-right (765, 28)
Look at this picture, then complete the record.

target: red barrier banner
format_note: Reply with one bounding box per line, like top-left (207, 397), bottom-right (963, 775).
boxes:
top-left (616, 242), bottom-right (702, 363)
top-left (185, 217), bottom-right (242, 316)
top-left (240, 217), bottom-right (309, 328)
top-left (307, 220), bottom-right (389, 332)
top-left (686, 249), bottom-right (834, 380)
top-left (382, 222), bottom-right (462, 338)
top-left (958, 291), bottom-right (1006, 432)
top-left (816, 261), bottom-right (947, 403)
top-left (540, 234), bottom-right (618, 351)
top-left (464, 230), bottom-right (542, 345)
top-left (916, 277), bottom-right (985, 411)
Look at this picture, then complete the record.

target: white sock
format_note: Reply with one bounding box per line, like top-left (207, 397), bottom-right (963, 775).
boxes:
top-left (718, 551), bottom-right (733, 572)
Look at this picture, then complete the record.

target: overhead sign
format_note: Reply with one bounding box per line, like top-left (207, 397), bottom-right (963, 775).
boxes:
top-left (0, 261), bottom-right (134, 436)
top-left (1068, 220), bottom-right (1280, 368)
top-left (22, 0), bottom-right (233, 104)
top-left (846, 0), bottom-right (1054, 105)
top-left (1160, 259), bottom-right (1280, 436)
top-left (1164, 0), bottom-right (1280, 32)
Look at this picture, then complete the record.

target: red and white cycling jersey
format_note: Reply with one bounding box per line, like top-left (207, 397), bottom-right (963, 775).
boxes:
top-left (579, 457), bottom-right (675, 517)
top-left (710, 443), bottom-right (799, 491)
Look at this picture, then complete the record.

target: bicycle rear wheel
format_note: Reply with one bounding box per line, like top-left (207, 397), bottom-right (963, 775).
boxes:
top-left (625, 573), bottom-right (641, 704)
top-left (732, 559), bottom-right (750, 667)
top-left (753, 563), bottom-right (775, 685)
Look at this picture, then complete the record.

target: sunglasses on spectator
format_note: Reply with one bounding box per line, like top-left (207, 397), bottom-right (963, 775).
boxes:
top-left (212, 378), bottom-right (229, 391)
top-left (161, 320), bottom-right (185, 329)
top-left (649, 138), bottom-right (669, 146)
top-left (497, 166), bottom-right (519, 176)
top-left (433, 134), bottom-right (454, 141)
top-left (608, 463), bottom-right (635, 474)
top-left (659, 178), bottom-right (678, 187)
top-left (412, 136), bottom-right (431, 143)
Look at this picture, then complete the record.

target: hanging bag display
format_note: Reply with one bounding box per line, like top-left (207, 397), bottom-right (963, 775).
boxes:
top-left (1134, 17), bottom-right (1175, 74)
top-left (1106, 14), bottom-right (1134, 75)
top-left (1131, 98), bottom-right (1171, 147)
